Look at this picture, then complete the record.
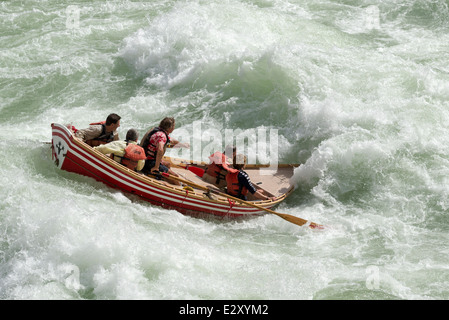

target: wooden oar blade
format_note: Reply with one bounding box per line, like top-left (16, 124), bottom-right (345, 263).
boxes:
top-left (273, 212), bottom-right (306, 226)
top-left (273, 212), bottom-right (324, 229)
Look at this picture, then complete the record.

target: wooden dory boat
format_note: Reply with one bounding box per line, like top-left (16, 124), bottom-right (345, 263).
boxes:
top-left (50, 123), bottom-right (298, 220)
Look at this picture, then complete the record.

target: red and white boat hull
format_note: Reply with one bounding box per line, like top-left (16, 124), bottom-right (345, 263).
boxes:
top-left (51, 123), bottom-right (278, 218)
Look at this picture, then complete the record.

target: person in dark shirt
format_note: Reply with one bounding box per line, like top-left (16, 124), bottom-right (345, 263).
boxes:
top-left (226, 154), bottom-right (276, 201)
top-left (74, 113), bottom-right (121, 147)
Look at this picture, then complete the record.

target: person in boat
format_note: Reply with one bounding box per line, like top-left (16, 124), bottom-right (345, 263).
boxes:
top-left (94, 128), bottom-right (146, 172)
top-left (203, 145), bottom-right (236, 188)
top-left (74, 113), bottom-right (121, 147)
top-left (140, 117), bottom-right (181, 185)
top-left (226, 154), bottom-right (276, 201)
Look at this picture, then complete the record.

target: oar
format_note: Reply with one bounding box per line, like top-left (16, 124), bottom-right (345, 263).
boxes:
top-left (166, 161), bottom-right (206, 177)
top-left (183, 165), bottom-right (205, 177)
top-left (160, 172), bottom-right (324, 229)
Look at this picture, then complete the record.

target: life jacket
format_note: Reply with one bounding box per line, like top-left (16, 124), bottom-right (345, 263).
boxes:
top-left (86, 121), bottom-right (115, 147)
top-left (226, 169), bottom-right (247, 198)
top-left (118, 142), bottom-right (147, 170)
top-left (141, 127), bottom-right (170, 160)
top-left (205, 151), bottom-right (232, 184)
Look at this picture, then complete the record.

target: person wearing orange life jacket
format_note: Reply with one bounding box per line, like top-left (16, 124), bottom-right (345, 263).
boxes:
top-left (74, 113), bottom-right (121, 147)
top-left (140, 117), bottom-right (181, 185)
top-left (226, 154), bottom-right (276, 201)
top-left (94, 128), bottom-right (146, 171)
top-left (203, 145), bottom-right (236, 188)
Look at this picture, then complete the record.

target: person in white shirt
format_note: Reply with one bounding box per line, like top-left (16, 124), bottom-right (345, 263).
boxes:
top-left (94, 128), bottom-right (146, 172)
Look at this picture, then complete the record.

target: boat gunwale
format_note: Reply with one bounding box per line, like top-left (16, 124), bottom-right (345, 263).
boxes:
top-left (51, 123), bottom-right (294, 211)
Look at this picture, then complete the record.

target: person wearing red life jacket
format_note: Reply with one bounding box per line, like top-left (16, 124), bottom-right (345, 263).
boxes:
top-left (94, 128), bottom-right (146, 171)
top-left (74, 113), bottom-right (121, 147)
top-left (226, 154), bottom-right (276, 201)
top-left (140, 117), bottom-right (181, 185)
top-left (203, 145), bottom-right (236, 188)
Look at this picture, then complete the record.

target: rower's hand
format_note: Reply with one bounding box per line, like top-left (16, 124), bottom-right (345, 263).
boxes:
top-left (150, 168), bottom-right (162, 180)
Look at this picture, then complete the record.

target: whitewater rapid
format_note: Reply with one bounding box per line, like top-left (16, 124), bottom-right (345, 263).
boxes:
top-left (1, 0), bottom-right (449, 300)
